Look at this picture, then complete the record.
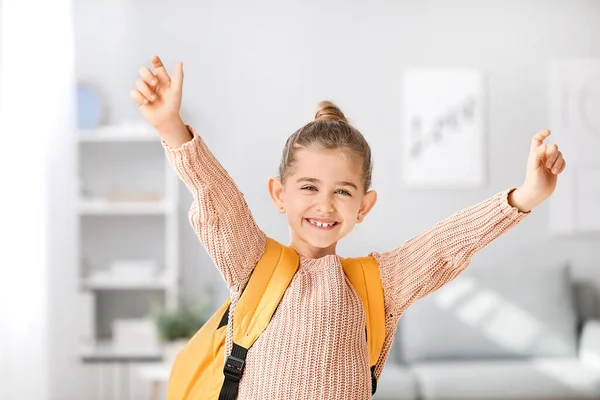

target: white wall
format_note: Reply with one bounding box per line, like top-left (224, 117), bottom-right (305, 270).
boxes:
top-left (75, 0), bottom-right (600, 297)
top-left (67, 0), bottom-right (600, 398)
top-left (1, 0), bottom-right (76, 399)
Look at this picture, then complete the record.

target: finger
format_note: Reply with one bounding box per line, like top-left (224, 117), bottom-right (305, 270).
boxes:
top-left (531, 141), bottom-right (547, 168)
top-left (545, 144), bottom-right (560, 169)
top-left (136, 79), bottom-right (156, 102)
top-left (130, 89), bottom-right (148, 107)
top-left (531, 129), bottom-right (551, 152)
top-left (151, 55), bottom-right (171, 85)
top-left (139, 66), bottom-right (157, 88)
top-left (171, 62), bottom-right (184, 91)
top-left (549, 150), bottom-right (562, 172)
top-left (559, 159), bottom-right (567, 174)
top-left (551, 154), bottom-right (563, 174)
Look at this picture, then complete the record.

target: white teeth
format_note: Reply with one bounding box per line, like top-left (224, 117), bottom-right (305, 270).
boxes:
top-left (309, 219), bottom-right (335, 228)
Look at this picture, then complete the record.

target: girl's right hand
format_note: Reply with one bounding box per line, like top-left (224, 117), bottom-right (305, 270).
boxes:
top-left (130, 55), bottom-right (185, 135)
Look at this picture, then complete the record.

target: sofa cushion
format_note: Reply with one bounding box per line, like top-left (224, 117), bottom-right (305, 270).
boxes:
top-left (412, 358), bottom-right (600, 399)
top-left (373, 364), bottom-right (418, 400)
top-left (399, 263), bottom-right (578, 361)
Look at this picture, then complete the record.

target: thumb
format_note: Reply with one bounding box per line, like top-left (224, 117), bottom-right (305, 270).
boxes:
top-left (529, 143), bottom-right (546, 170)
top-left (527, 129), bottom-right (550, 170)
top-left (171, 62), bottom-right (184, 91)
top-left (530, 129), bottom-right (551, 152)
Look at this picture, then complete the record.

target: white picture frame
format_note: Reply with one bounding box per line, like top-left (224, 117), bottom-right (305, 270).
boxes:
top-left (548, 59), bottom-right (600, 235)
top-left (401, 68), bottom-right (485, 188)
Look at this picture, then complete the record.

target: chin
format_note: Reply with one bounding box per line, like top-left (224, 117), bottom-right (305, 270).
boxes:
top-left (304, 236), bottom-right (338, 251)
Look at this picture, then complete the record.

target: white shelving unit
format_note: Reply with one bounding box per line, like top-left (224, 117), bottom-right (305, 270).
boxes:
top-left (76, 123), bottom-right (180, 363)
top-left (78, 124), bottom-right (160, 143)
top-left (81, 274), bottom-right (169, 291)
top-left (78, 198), bottom-right (172, 215)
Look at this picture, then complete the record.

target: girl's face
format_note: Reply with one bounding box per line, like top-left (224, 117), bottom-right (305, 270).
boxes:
top-left (268, 146), bottom-right (377, 259)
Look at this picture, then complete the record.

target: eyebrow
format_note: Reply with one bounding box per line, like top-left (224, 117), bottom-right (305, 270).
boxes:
top-left (296, 177), bottom-right (359, 190)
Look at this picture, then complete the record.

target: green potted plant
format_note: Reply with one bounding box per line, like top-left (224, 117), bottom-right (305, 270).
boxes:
top-left (151, 296), bottom-right (210, 363)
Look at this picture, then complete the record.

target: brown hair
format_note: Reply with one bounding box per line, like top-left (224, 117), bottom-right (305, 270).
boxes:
top-left (278, 101), bottom-right (373, 191)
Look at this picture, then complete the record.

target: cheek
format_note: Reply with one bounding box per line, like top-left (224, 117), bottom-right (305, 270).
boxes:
top-left (343, 196), bottom-right (363, 212)
top-left (341, 205), bottom-right (360, 222)
top-left (331, 198), bottom-right (361, 224)
top-left (284, 195), bottom-right (308, 216)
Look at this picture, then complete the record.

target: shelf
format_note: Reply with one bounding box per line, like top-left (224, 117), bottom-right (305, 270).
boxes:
top-left (80, 340), bottom-right (164, 363)
top-left (79, 134), bottom-right (159, 143)
top-left (78, 125), bottom-right (159, 143)
top-left (75, 116), bottom-right (181, 375)
top-left (82, 275), bottom-right (168, 290)
top-left (137, 363), bottom-right (171, 381)
top-left (78, 199), bottom-right (171, 215)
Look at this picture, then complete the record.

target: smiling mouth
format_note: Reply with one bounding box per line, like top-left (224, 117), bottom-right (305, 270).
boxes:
top-left (304, 218), bottom-right (339, 230)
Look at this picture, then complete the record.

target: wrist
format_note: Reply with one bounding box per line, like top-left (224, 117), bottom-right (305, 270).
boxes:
top-left (155, 116), bottom-right (192, 148)
top-left (508, 186), bottom-right (539, 213)
top-left (155, 115), bottom-right (184, 135)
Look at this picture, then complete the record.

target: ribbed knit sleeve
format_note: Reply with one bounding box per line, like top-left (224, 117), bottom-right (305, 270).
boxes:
top-left (368, 188), bottom-right (529, 379)
top-left (162, 126), bottom-right (266, 290)
top-left (371, 187), bottom-right (529, 317)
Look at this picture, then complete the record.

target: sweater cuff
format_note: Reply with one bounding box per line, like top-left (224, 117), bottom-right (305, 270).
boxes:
top-left (160, 125), bottom-right (222, 188)
top-left (160, 124), bottom-right (198, 151)
top-left (497, 187), bottom-right (530, 223)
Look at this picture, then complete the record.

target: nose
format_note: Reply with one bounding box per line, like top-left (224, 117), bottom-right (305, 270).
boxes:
top-left (315, 192), bottom-right (335, 214)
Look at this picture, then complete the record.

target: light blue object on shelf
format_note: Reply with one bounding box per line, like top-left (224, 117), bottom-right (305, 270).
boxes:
top-left (76, 84), bottom-right (103, 130)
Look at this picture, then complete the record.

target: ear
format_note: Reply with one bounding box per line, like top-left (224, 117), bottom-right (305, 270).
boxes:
top-left (356, 190), bottom-right (377, 223)
top-left (268, 176), bottom-right (286, 214)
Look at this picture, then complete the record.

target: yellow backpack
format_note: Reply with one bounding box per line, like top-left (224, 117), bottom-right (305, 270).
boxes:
top-left (166, 238), bottom-right (386, 399)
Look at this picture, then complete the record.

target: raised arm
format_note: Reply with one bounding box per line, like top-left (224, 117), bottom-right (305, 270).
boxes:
top-left (371, 129), bottom-right (567, 316)
top-left (131, 55), bottom-right (266, 290)
top-left (371, 188), bottom-right (528, 316)
top-left (163, 129), bottom-right (266, 289)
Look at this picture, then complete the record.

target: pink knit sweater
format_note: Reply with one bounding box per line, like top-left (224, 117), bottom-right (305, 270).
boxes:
top-left (163, 128), bottom-right (529, 399)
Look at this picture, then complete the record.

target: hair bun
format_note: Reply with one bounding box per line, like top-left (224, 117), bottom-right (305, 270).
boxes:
top-left (314, 101), bottom-right (348, 123)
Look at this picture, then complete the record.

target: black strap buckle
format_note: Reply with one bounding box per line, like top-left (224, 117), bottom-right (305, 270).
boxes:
top-left (371, 365), bottom-right (378, 395)
top-left (223, 355), bottom-right (245, 382)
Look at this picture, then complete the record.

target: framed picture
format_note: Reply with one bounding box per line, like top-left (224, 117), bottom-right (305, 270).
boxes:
top-left (401, 68), bottom-right (485, 188)
top-left (548, 59), bottom-right (600, 235)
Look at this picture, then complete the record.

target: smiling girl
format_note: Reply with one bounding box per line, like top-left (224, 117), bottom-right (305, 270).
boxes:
top-left (130, 55), bottom-right (566, 399)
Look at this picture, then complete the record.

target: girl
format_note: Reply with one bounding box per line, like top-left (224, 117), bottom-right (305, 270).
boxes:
top-left (130, 55), bottom-right (566, 399)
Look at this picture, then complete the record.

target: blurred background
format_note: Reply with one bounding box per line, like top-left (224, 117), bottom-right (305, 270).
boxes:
top-left (1, 0), bottom-right (600, 399)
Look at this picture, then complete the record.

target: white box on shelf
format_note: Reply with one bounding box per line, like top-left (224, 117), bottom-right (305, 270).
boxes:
top-left (109, 259), bottom-right (160, 279)
top-left (83, 270), bottom-right (167, 290)
top-left (112, 318), bottom-right (160, 353)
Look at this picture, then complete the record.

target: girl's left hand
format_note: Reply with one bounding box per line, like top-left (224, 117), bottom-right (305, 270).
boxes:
top-left (516, 130), bottom-right (567, 210)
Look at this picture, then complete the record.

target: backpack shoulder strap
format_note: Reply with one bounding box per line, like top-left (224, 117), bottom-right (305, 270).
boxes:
top-left (232, 237), bottom-right (299, 349)
top-left (340, 256), bottom-right (386, 367)
top-left (220, 238), bottom-right (299, 400)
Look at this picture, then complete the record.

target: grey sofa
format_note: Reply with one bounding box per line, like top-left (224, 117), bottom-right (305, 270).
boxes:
top-left (374, 263), bottom-right (600, 399)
